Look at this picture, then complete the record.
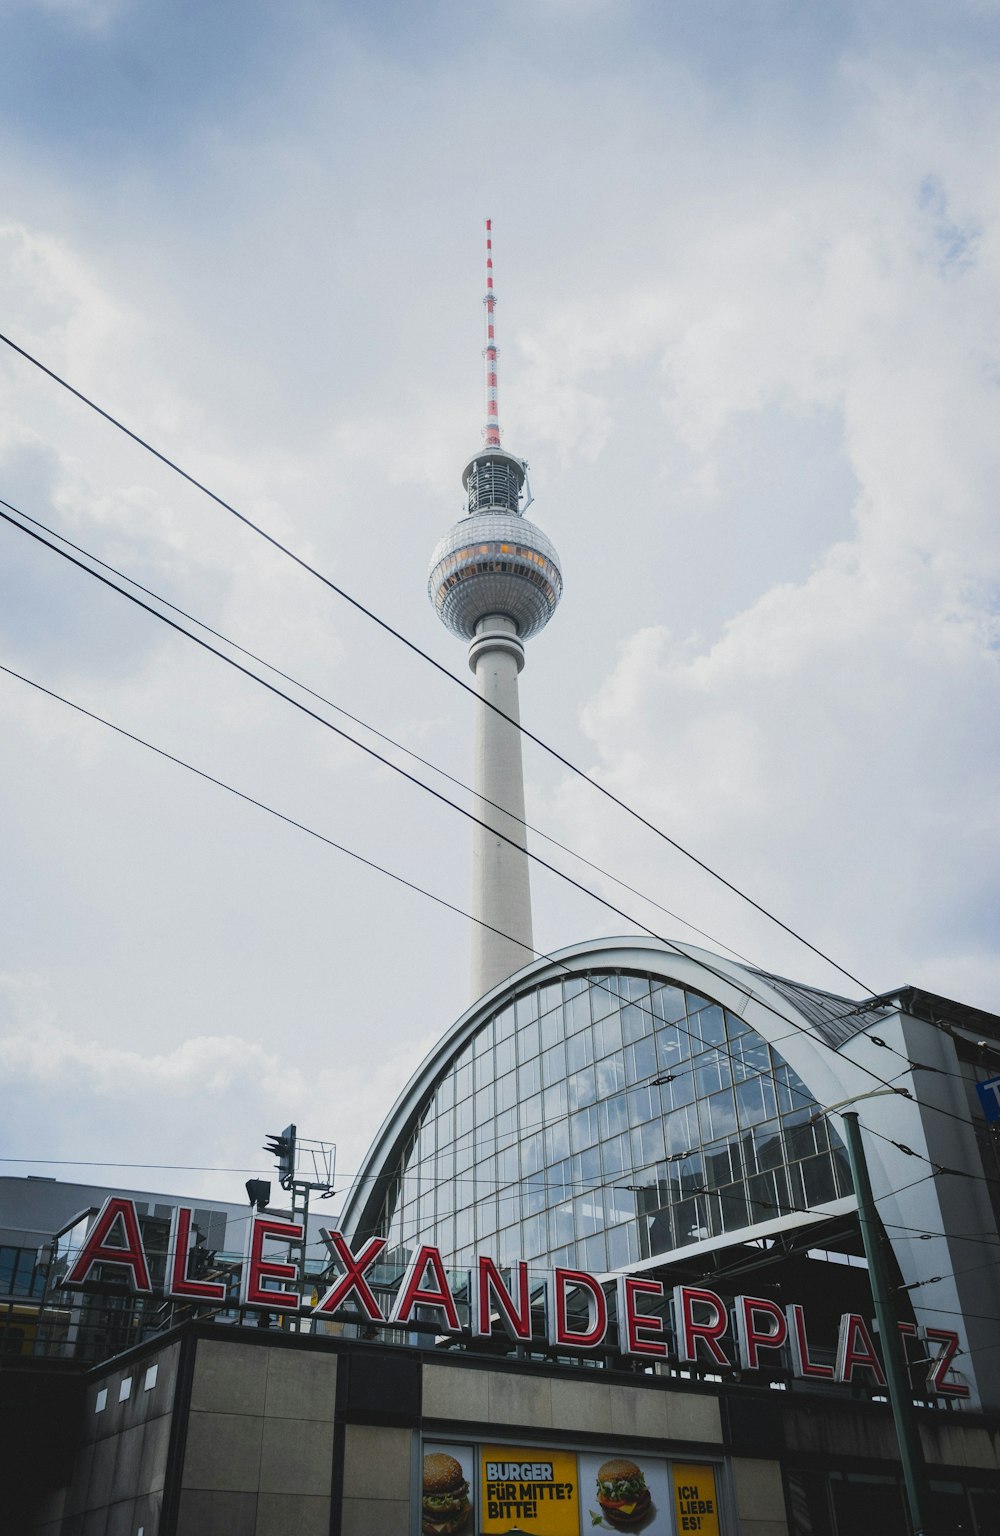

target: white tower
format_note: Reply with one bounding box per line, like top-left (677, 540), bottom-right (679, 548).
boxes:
top-left (428, 221), bottom-right (563, 1000)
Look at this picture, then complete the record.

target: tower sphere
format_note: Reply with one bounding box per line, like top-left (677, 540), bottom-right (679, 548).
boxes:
top-left (428, 502), bottom-right (563, 642)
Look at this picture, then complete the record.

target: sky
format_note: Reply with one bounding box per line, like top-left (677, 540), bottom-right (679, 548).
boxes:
top-left (0, 0), bottom-right (998, 1214)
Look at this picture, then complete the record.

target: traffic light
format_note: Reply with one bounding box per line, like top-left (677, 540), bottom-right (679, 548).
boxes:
top-left (263, 1124), bottom-right (296, 1189)
top-left (245, 1179), bottom-right (271, 1211)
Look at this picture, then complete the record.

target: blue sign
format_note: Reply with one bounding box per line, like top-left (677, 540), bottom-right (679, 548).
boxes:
top-left (976, 1075), bottom-right (1000, 1123)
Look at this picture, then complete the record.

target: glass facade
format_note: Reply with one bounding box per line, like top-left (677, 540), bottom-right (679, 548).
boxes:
top-left (372, 970), bottom-right (853, 1272)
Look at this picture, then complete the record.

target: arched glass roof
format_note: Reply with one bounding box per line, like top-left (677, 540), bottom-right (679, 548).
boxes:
top-left (367, 968), bottom-right (853, 1274)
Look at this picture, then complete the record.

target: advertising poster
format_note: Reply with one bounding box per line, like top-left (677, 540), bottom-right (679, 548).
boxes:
top-left (672, 1465), bottom-right (721, 1536)
top-left (422, 1442), bottom-right (476, 1536)
top-left (480, 1446), bottom-right (579, 1536)
top-left (577, 1449), bottom-right (673, 1534)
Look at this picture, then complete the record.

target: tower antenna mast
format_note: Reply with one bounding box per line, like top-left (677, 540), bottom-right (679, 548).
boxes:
top-left (483, 218), bottom-right (501, 448)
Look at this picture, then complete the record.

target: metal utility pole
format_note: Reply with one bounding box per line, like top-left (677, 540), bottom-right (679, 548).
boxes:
top-left (842, 1111), bottom-right (932, 1536)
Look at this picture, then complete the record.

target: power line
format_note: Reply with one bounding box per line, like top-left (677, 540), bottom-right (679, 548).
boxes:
top-left (0, 653), bottom-right (839, 1122)
top-left (0, 504), bottom-right (895, 1094)
top-left (0, 520), bottom-right (990, 1163)
top-left (0, 328), bottom-right (873, 994)
top-left (0, 608), bottom-right (982, 1166)
top-left (0, 497), bottom-right (758, 972)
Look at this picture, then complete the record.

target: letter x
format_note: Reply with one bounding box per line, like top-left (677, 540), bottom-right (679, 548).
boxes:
top-left (313, 1231), bottom-right (387, 1322)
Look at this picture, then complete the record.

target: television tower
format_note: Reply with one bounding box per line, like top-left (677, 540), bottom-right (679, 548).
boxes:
top-left (428, 221), bottom-right (563, 1000)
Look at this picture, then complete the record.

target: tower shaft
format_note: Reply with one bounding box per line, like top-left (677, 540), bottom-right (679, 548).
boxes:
top-left (469, 616), bottom-right (534, 998)
top-left (428, 220), bottom-right (562, 1002)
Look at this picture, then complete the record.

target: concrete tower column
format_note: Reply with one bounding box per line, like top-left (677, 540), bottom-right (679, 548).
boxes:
top-left (468, 615), bottom-right (533, 998)
top-left (427, 223), bottom-right (562, 1003)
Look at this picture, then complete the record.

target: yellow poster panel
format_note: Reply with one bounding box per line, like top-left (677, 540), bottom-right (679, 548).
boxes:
top-left (480, 1446), bottom-right (579, 1536)
top-left (673, 1464), bottom-right (721, 1536)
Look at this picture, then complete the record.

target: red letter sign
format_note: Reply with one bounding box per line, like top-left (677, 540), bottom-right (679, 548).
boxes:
top-left (924, 1328), bottom-right (970, 1398)
top-left (835, 1313), bottom-right (886, 1386)
top-left (390, 1246), bottom-right (462, 1332)
top-left (673, 1286), bottom-right (731, 1366)
top-left (474, 1257), bottom-right (532, 1341)
top-left (62, 1197), bottom-right (152, 1294)
top-left (734, 1295), bottom-right (788, 1369)
top-left (166, 1207), bottom-right (226, 1303)
top-left (312, 1232), bottom-right (387, 1323)
top-left (240, 1215), bottom-right (303, 1312)
top-left (617, 1275), bottom-right (668, 1358)
top-left (549, 1267), bottom-right (608, 1350)
top-left (786, 1303), bottom-right (834, 1379)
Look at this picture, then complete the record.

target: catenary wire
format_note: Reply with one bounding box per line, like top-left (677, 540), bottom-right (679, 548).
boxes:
top-left (7, 491), bottom-right (988, 1125)
top-left (0, 496), bottom-right (757, 971)
top-left (0, 505), bottom-right (900, 1095)
top-left (0, 329), bottom-right (873, 994)
top-left (2, 536), bottom-right (994, 1195)
top-left (4, 502), bottom-right (971, 1139)
top-left (3, 659), bottom-right (907, 1245)
top-left (0, 655), bottom-right (856, 1107)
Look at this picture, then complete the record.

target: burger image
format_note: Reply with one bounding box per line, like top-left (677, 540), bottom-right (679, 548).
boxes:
top-left (422, 1452), bottom-right (471, 1536)
top-left (595, 1458), bottom-right (652, 1528)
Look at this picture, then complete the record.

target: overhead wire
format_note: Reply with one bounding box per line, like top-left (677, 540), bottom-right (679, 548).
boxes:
top-left (0, 328), bottom-right (873, 994)
top-left (1, 512), bottom-right (996, 1269)
top-left (4, 498), bottom-right (972, 1142)
top-left (0, 653), bottom-right (864, 1126)
top-left (0, 504), bottom-right (894, 1082)
top-left (4, 649), bottom-right (994, 1238)
top-left (0, 497), bottom-right (758, 971)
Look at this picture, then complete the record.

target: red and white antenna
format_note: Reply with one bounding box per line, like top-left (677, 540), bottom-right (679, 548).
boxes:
top-left (483, 218), bottom-right (501, 447)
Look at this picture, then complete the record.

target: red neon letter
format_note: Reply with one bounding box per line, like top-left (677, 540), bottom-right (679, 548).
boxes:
top-left (786, 1304), bottom-right (834, 1379)
top-left (166, 1207), bottom-right (226, 1303)
top-left (390, 1246), bottom-right (462, 1332)
top-left (617, 1275), bottom-right (668, 1358)
top-left (924, 1328), bottom-right (970, 1398)
top-left (734, 1295), bottom-right (788, 1369)
top-left (474, 1257), bottom-right (532, 1341)
top-left (312, 1232), bottom-right (387, 1322)
top-left (673, 1286), bottom-right (731, 1366)
top-left (835, 1313), bottom-right (886, 1386)
top-left (548, 1267), bottom-right (608, 1350)
top-left (62, 1197), bottom-right (152, 1294)
top-left (240, 1215), bottom-right (303, 1312)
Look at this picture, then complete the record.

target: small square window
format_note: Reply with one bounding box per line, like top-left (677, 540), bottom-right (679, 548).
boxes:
top-left (94, 1388), bottom-right (108, 1414)
top-left (118, 1377), bottom-right (132, 1402)
top-left (144, 1364), bottom-right (158, 1391)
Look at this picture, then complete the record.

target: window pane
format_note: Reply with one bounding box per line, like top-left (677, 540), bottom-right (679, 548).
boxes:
top-left (600, 1093), bottom-right (630, 1140)
top-left (651, 984), bottom-right (687, 1023)
top-left (597, 1009), bottom-right (623, 1056)
top-left (690, 1003), bottom-right (727, 1048)
top-left (570, 1105), bottom-right (600, 1151)
top-left (517, 1018), bottom-right (540, 1062)
top-left (625, 1036), bottom-right (657, 1085)
top-left (544, 1119), bottom-right (570, 1163)
top-left (702, 1090), bottom-right (738, 1141)
top-left (566, 1030), bottom-right (593, 1072)
top-left (655, 1024), bottom-right (690, 1069)
top-left (568, 1066), bottom-right (597, 1111)
top-left (621, 1001), bottom-right (652, 1044)
top-left (695, 1048), bottom-right (732, 1097)
top-left (543, 1080), bottom-right (567, 1121)
top-left (495, 1035), bottom-right (515, 1076)
top-left (515, 990), bottom-right (539, 1026)
top-left (596, 1054), bottom-right (626, 1097)
top-left (518, 1058), bottom-right (541, 1099)
top-left (542, 1042), bottom-right (566, 1087)
top-left (735, 1075), bottom-right (777, 1128)
top-left (521, 1131), bottom-right (544, 1176)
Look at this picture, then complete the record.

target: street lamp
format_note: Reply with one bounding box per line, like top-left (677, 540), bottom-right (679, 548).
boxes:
top-left (823, 1091), bottom-right (932, 1536)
